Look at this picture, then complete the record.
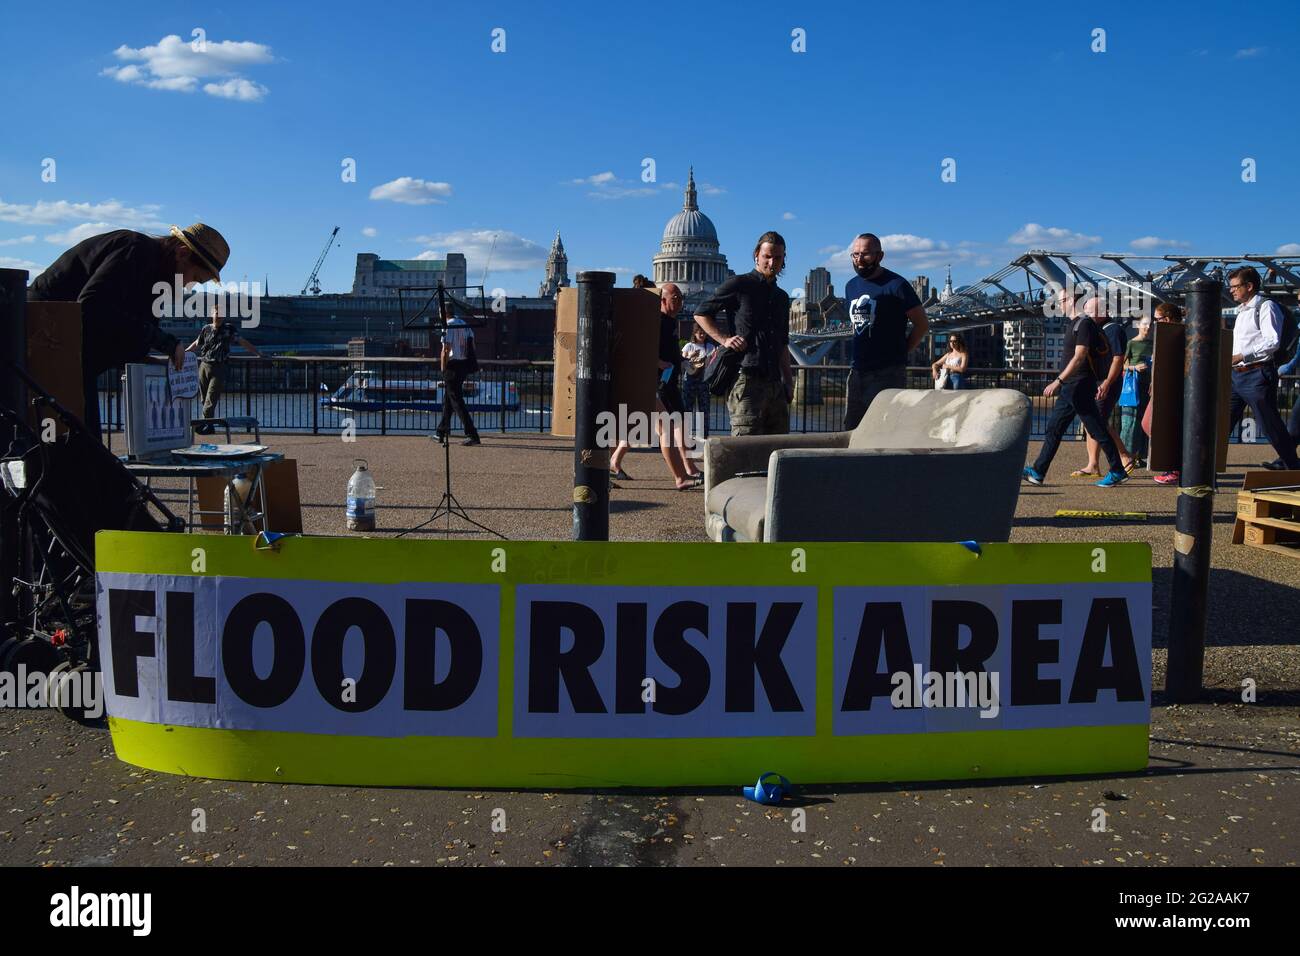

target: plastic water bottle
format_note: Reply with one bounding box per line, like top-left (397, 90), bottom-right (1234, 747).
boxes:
top-left (346, 459), bottom-right (376, 531)
top-left (225, 472), bottom-right (254, 534)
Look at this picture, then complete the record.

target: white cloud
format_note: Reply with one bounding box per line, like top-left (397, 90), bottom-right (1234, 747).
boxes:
top-left (0, 198), bottom-right (164, 228)
top-left (1276, 242), bottom-right (1300, 255)
top-left (0, 235), bottom-right (36, 246)
top-left (782, 212), bottom-right (797, 221)
top-left (821, 233), bottom-right (985, 274)
top-left (1, 256), bottom-right (46, 276)
top-left (407, 229), bottom-right (547, 274)
top-left (102, 34), bottom-right (274, 101)
top-left (1130, 236), bottom-right (1190, 250)
top-left (204, 78), bottom-right (268, 101)
top-left (699, 182), bottom-right (725, 196)
top-left (594, 266), bottom-right (634, 275)
top-left (1235, 47), bottom-right (1264, 58)
top-left (369, 177), bottom-right (452, 205)
top-left (361, 226), bottom-right (378, 238)
top-left (1007, 222), bottom-right (1101, 251)
top-left (568, 171), bottom-right (674, 200)
top-left (43, 222), bottom-right (126, 246)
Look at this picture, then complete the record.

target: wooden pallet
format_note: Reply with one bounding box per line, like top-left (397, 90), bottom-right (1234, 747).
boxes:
top-left (1235, 486), bottom-right (1300, 558)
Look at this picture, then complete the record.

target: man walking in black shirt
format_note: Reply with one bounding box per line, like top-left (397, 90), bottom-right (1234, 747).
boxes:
top-left (693, 231), bottom-right (793, 436)
top-left (1023, 294), bottom-right (1129, 488)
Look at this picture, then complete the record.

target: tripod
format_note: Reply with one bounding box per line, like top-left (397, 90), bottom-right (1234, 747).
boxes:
top-left (398, 430), bottom-right (505, 539)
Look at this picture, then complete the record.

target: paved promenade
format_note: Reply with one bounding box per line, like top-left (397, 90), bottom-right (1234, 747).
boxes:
top-left (2, 432), bottom-right (1296, 867)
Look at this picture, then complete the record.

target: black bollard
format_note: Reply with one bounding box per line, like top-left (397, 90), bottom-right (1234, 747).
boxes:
top-left (1165, 278), bottom-right (1221, 702)
top-left (573, 271), bottom-right (615, 541)
top-left (0, 269), bottom-right (29, 631)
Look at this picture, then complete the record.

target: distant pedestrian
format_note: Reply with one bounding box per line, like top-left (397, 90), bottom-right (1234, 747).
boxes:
top-left (655, 283), bottom-right (703, 489)
top-left (1119, 317), bottom-right (1153, 466)
top-left (434, 304), bottom-right (481, 446)
top-left (1074, 303), bottom-right (1135, 477)
top-left (186, 300), bottom-right (261, 431)
top-left (694, 231), bottom-right (793, 437)
top-left (931, 333), bottom-right (968, 389)
top-left (1227, 266), bottom-right (1299, 470)
top-left (840, 233), bottom-right (929, 428)
top-left (680, 323), bottom-right (715, 436)
top-left (1023, 290), bottom-right (1128, 487)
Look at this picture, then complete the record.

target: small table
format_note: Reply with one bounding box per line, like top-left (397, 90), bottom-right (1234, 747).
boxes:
top-left (122, 451), bottom-right (284, 534)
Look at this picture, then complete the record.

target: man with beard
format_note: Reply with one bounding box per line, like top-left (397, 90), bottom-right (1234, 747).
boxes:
top-left (693, 231), bottom-right (793, 436)
top-left (841, 233), bottom-right (929, 430)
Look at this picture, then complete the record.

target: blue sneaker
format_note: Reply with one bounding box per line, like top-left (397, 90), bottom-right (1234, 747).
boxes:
top-left (1022, 466), bottom-right (1045, 485)
top-left (1095, 470), bottom-right (1128, 488)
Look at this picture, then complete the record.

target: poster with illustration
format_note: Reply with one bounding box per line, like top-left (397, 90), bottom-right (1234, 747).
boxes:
top-left (124, 363), bottom-right (192, 458)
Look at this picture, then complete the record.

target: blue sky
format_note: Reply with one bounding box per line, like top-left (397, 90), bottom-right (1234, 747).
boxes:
top-left (2, 0), bottom-right (1297, 299)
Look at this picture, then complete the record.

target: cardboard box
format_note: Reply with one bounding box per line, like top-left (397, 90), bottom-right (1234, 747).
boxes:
top-left (551, 287), bottom-right (660, 439)
top-left (24, 301), bottom-right (83, 436)
top-left (1147, 323), bottom-right (1230, 473)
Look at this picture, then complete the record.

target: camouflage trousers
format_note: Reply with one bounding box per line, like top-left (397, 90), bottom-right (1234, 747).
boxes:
top-left (727, 372), bottom-right (790, 436)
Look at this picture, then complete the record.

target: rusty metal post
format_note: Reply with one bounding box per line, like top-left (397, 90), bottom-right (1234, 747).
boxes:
top-left (573, 271), bottom-right (614, 541)
top-left (1166, 277), bottom-right (1221, 702)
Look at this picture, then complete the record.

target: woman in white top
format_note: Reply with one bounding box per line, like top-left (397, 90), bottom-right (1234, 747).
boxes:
top-left (680, 323), bottom-right (716, 437)
top-left (931, 332), bottom-right (969, 389)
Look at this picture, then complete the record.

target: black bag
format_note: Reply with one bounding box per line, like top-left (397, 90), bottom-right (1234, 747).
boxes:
top-left (702, 345), bottom-right (742, 397)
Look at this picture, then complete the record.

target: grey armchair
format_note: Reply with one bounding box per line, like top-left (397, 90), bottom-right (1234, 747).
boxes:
top-left (704, 387), bottom-right (1031, 542)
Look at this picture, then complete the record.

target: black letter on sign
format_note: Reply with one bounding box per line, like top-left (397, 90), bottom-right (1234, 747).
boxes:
top-left (223, 593), bottom-right (305, 708)
top-left (107, 588), bottom-right (156, 698)
top-left (614, 603), bottom-right (647, 714)
top-left (725, 602), bottom-right (802, 713)
top-left (930, 600), bottom-right (999, 676)
top-left (166, 590), bottom-right (214, 704)
top-left (1069, 597), bottom-right (1144, 703)
top-left (527, 601), bottom-right (606, 713)
top-left (653, 601), bottom-right (710, 716)
top-left (311, 597), bottom-right (397, 713)
top-left (841, 602), bottom-right (915, 711)
top-left (405, 599), bottom-right (482, 711)
top-left (1011, 599), bottom-right (1061, 706)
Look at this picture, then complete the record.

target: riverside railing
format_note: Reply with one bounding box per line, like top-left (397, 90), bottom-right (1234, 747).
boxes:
top-left (97, 357), bottom-right (1298, 443)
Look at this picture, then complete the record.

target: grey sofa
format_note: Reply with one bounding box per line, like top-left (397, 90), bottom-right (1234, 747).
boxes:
top-left (704, 387), bottom-right (1031, 542)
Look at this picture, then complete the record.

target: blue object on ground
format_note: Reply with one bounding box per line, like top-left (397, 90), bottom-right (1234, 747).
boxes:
top-left (743, 772), bottom-right (791, 805)
top-left (958, 540), bottom-right (982, 556)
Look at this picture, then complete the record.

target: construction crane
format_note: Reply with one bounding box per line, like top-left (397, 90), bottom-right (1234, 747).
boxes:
top-left (301, 226), bottom-right (340, 295)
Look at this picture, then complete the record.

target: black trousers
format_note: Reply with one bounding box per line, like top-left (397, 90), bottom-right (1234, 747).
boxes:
top-left (1229, 366), bottom-right (1299, 469)
top-left (1032, 377), bottom-right (1123, 477)
top-left (437, 362), bottom-right (478, 438)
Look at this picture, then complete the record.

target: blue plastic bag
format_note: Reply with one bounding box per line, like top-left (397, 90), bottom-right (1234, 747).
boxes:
top-left (1118, 369), bottom-right (1139, 408)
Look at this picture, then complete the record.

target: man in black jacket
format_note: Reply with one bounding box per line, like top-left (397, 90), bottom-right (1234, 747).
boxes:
top-left (27, 223), bottom-right (230, 437)
top-left (693, 231), bottom-right (793, 436)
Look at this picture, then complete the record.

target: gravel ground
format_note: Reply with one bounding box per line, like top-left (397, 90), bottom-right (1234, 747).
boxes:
top-left (2, 432), bottom-right (1296, 867)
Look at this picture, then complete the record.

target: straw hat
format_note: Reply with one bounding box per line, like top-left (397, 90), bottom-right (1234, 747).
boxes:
top-left (169, 223), bottom-right (229, 280)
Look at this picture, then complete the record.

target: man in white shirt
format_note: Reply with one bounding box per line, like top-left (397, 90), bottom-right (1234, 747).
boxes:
top-left (434, 305), bottom-right (481, 446)
top-left (1227, 266), bottom-right (1299, 470)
